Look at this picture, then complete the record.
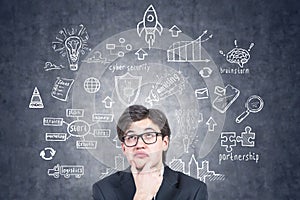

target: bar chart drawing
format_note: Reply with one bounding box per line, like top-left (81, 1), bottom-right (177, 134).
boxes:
top-left (167, 30), bottom-right (212, 62)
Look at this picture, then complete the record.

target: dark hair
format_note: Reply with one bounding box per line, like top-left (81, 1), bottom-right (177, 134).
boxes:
top-left (117, 105), bottom-right (171, 161)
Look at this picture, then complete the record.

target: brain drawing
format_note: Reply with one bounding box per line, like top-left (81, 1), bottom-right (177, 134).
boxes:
top-left (226, 48), bottom-right (250, 68)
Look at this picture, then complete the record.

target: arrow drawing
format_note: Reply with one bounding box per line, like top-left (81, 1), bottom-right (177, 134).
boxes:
top-left (135, 48), bottom-right (148, 60)
top-left (102, 96), bottom-right (115, 108)
top-left (113, 135), bottom-right (122, 148)
top-left (206, 117), bottom-right (217, 132)
top-left (169, 25), bottom-right (182, 37)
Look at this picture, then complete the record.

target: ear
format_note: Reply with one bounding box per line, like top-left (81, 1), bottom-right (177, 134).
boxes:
top-left (121, 143), bottom-right (126, 154)
top-left (162, 136), bottom-right (169, 151)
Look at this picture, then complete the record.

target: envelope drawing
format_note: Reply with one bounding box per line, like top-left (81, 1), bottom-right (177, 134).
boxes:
top-left (212, 84), bottom-right (240, 113)
top-left (195, 87), bottom-right (209, 99)
top-left (214, 86), bottom-right (226, 96)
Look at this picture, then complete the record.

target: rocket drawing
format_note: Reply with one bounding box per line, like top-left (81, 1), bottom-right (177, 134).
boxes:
top-left (137, 5), bottom-right (163, 49)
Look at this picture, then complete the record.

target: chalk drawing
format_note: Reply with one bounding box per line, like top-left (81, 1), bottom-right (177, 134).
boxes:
top-left (145, 71), bottom-right (185, 106)
top-left (236, 95), bottom-right (264, 123)
top-left (44, 61), bottom-right (65, 71)
top-left (167, 30), bottom-right (212, 62)
top-left (169, 25), bottom-right (182, 37)
top-left (169, 155), bottom-right (225, 183)
top-left (51, 77), bottom-right (74, 102)
top-left (137, 4), bottom-right (163, 49)
top-left (52, 24), bottom-right (90, 71)
top-left (106, 38), bottom-right (132, 61)
top-left (219, 40), bottom-right (254, 68)
top-left (39, 147), bottom-right (56, 161)
top-left (84, 77), bottom-right (101, 94)
top-left (212, 84), bottom-right (240, 113)
top-left (48, 164), bottom-right (84, 179)
top-left (115, 72), bottom-right (142, 106)
top-left (29, 87), bottom-right (44, 109)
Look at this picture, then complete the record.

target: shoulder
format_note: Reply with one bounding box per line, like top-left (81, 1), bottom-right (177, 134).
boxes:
top-left (165, 166), bottom-right (207, 191)
top-left (93, 170), bottom-right (128, 189)
top-left (93, 171), bottom-right (132, 200)
top-left (162, 166), bottom-right (208, 199)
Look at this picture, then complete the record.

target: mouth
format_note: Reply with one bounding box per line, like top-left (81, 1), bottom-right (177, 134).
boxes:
top-left (134, 152), bottom-right (149, 158)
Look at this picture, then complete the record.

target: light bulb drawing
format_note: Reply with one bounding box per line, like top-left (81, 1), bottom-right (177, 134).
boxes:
top-left (52, 24), bottom-right (90, 71)
top-left (65, 36), bottom-right (82, 70)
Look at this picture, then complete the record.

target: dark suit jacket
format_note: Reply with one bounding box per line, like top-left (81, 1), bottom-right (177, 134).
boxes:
top-left (93, 166), bottom-right (208, 200)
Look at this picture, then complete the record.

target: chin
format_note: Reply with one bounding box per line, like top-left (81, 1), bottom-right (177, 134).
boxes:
top-left (134, 158), bottom-right (147, 166)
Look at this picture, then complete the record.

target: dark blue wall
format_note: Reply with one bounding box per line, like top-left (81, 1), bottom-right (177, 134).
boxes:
top-left (0, 0), bottom-right (299, 199)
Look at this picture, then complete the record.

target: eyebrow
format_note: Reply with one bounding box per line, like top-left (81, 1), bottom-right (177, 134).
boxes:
top-left (125, 127), bottom-right (157, 135)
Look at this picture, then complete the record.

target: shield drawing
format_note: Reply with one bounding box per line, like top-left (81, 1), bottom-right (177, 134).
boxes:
top-left (115, 72), bottom-right (142, 106)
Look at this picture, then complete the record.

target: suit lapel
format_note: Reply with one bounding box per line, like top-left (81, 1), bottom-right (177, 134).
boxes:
top-left (115, 167), bottom-right (182, 200)
top-left (155, 166), bottom-right (181, 200)
top-left (116, 170), bottom-right (136, 200)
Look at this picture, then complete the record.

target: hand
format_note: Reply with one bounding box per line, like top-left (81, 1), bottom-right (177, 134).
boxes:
top-left (131, 161), bottom-right (163, 200)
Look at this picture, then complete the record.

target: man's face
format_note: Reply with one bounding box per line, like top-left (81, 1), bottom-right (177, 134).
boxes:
top-left (121, 118), bottom-right (169, 171)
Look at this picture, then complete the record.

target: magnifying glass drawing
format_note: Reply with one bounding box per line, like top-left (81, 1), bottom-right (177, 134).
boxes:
top-left (236, 95), bottom-right (264, 123)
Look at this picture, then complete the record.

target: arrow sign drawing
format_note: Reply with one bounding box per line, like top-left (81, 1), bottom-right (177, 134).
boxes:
top-left (135, 48), bottom-right (148, 60)
top-left (169, 25), bottom-right (182, 37)
top-left (206, 117), bottom-right (217, 132)
top-left (102, 96), bottom-right (115, 108)
top-left (113, 135), bottom-right (122, 148)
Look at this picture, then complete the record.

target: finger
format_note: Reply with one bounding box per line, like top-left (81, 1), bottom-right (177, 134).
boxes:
top-left (130, 160), bottom-right (138, 174)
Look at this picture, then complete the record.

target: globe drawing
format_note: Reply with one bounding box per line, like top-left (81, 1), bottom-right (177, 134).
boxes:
top-left (84, 77), bottom-right (101, 93)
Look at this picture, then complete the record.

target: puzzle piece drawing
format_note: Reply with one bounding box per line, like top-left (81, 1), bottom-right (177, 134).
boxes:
top-left (220, 132), bottom-right (236, 152)
top-left (236, 126), bottom-right (255, 147)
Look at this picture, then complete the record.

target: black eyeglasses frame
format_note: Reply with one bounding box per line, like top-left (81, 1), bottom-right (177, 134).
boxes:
top-left (122, 132), bottom-right (163, 147)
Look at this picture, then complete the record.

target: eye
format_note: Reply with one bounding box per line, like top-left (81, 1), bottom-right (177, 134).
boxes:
top-left (126, 135), bottom-right (137, 140)
top-left (144, 132), bottom-right (155, 138)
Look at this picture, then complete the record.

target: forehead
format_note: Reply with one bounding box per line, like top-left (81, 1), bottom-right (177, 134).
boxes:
top-left (126, 118), bottom-right (160, 133)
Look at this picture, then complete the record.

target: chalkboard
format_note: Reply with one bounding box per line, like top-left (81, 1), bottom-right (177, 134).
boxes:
top-left (0, 0), bottom-right (299, 199)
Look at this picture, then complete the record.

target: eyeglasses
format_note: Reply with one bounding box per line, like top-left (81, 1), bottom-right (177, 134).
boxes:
top-left (122, 132), bottom-right (162, 147)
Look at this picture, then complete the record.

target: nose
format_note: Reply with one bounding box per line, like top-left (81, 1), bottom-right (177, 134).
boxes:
top-left (135, 136), bottom-right (146, 149)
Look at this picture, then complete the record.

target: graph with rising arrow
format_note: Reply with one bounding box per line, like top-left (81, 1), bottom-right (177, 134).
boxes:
top-left (167, 30), bottom-right (213, 63)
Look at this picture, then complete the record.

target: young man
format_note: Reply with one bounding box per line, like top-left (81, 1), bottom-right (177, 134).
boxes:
top-left (93, 105), bottom-right (208, 200)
